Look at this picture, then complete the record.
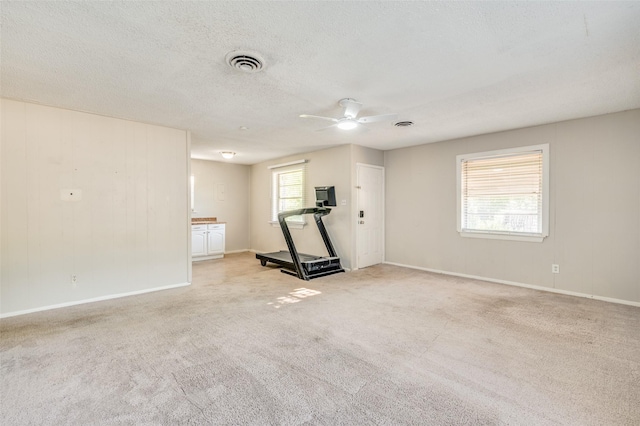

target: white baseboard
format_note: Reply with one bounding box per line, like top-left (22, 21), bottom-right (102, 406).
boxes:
top-left (0, 282), bottom-right (191, 319)
top-left (225, 249), bottom-right (250, 254)
top-left (383, 261), bottom-right (640, 308)
top-left (192, 254), bottom-right (223, 261)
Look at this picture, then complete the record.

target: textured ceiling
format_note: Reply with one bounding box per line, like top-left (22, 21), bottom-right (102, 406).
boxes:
top-left (2, 1), bottom-right (639, 165)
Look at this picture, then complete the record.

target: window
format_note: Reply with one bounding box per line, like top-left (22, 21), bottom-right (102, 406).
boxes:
top-left (269, 160), bottom-right (307, 227)
top-left (457, 144), bottom-right (549, 242)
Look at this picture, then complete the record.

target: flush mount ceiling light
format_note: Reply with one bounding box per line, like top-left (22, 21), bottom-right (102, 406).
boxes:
top-left (394, 121), bottom-right (414, 127)
top-left (225, 50), bottom-right (265, 73)
top-left (220, 152), bottom-right (236, 159)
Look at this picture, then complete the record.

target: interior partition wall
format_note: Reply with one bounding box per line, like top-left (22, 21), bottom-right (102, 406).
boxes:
top-left (1, 99), bottom-right (190, 316)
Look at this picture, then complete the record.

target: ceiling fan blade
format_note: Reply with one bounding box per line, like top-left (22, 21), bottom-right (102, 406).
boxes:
top-left (342, 99), bottom-right (363, 119)
top-left (300, 114), bottom-right (338, 122)
top-left (316, 124), bottom-right (339, 132)
top-left (357, 113), bottom-right (398, 124)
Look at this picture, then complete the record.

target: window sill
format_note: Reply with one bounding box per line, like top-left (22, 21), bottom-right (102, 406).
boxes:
top-left (270, 221), bottom-right (306, 230)
top-left (459, 231), bottom-right (546, 243)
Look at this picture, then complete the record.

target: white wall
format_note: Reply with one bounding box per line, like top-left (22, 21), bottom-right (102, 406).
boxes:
top-left (384, 109), bottom-right (640, 304)
top-left (1, 100), bottom-right (190, 316)
top-left (190, 159), bottom-right (251, 252)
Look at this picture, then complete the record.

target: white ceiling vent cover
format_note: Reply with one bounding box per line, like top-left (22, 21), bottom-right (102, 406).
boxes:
top-left (225, 50), bottom-right (265, 73)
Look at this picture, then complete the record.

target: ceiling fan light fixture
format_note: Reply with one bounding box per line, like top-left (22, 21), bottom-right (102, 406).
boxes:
top-left (300, 99), bottom-right (396, 132)
top-left (220, 151), bottom-right (236, 159)
top-left (337, 119), bottom-right (358, 130)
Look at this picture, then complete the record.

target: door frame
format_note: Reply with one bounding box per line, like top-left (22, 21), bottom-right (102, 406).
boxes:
top-left (355, 163), bottom-right (385, 270)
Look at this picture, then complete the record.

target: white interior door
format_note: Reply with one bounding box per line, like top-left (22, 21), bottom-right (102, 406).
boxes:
top-left (356, 164), bottom-right (384, 269)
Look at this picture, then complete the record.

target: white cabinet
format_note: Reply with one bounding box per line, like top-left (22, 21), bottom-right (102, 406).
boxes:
top-left (206, 224), bottom-right (225, 255)
top-left (192, 226), bottom-right (207, 256)
top-left (192, 223), bottom-right (225, 261)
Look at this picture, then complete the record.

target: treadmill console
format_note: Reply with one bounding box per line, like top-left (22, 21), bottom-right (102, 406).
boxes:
top-left (315, 186), bottom-right (336, 207)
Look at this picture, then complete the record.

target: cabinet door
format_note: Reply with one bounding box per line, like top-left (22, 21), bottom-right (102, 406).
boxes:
top-left (207, 230), bottom-right (225, 255)
top-left (192, 231), bottom-right (207, 256)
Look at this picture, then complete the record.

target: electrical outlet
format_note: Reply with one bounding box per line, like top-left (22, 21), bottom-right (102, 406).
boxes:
top-left (71, 275), bottom-right (77, 287)
top-left (551, 264), bottom-right (560, 274)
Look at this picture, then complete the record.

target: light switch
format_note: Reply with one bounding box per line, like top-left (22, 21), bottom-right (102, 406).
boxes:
top-left (341, 199), bottom-right (347, 206)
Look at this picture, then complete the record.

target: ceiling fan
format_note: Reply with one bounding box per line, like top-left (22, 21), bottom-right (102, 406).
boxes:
top-left (300, 98), bottom-right (397, 131)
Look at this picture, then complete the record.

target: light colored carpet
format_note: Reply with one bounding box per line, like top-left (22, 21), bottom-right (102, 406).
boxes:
top-left (1, 252), bottom-right (639, 425)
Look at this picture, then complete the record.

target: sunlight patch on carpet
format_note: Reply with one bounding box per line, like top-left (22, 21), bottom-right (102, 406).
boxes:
top-left (267, 288), bottom-right (322, 308)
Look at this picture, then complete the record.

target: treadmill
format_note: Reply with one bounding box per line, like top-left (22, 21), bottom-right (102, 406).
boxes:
top-left (256, 186), bottom-right (345, 280)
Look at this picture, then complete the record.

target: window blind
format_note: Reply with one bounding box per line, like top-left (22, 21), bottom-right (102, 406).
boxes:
top-left (461, 150), bottom-right (543, 235)
top-left (270, 162), bottom-right (307, 223)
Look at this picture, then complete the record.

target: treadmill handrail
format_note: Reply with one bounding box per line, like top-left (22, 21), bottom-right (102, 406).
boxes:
top-left (277, 207), bottom-right (338, 280)
top-left (277, 207), bottom-right (331, 219)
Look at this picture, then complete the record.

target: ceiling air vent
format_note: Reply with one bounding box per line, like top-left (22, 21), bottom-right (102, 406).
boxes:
top-left (394, 121), bottom-right (414, 127)
top-left (225, 50), bottom-right (265, 73)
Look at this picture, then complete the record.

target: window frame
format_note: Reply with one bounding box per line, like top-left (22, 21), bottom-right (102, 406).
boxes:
top-left (456, 144), bottom-right (550, 243)
top-left (190, 175), bottom-right (195, 212)
top-left (269, 160), bottom-right (307, 229)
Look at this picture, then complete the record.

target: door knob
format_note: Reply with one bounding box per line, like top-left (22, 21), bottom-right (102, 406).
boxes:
top-left (359, 220), bottom-right (364, 224)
